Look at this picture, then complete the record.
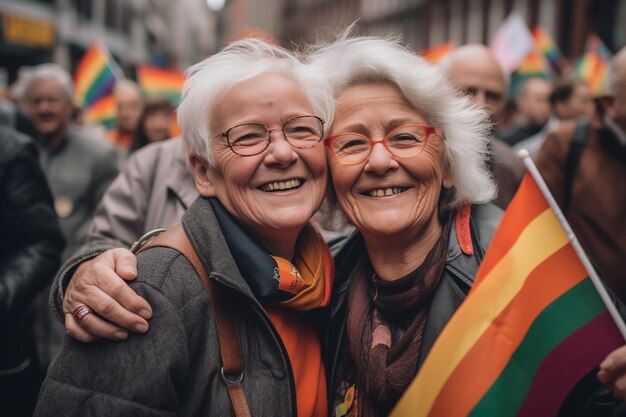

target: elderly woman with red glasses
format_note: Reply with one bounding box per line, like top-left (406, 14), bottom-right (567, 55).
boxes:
top-left (312, 37), bottom-right (626, 417)
top-left (308, 36), bottom-right (499, 417)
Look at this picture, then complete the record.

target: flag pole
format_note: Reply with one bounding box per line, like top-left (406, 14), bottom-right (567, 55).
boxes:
top-left (518, 149), bottom-right (626, 341)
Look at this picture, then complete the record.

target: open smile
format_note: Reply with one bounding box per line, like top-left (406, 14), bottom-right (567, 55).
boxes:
top-left (258, 178), bottom-right (304, 192)
top-left (362, 187), bottom-right (410, 197)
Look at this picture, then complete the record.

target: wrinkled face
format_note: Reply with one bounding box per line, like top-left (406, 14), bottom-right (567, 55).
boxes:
top-left (448, 58), bottom-right (506, 124)
top-left (144, 110), bottom-right (172, 143)
top-left (517, 78), bottom-right (552, 126)
top-left (198, 72), bottom-right (327, 252)
top-left (24, 78), bottom-right (72, 138)
top-left (328, 82), bottom-right (452, 240)
top-left (116, 91), bottom-right (143, 133)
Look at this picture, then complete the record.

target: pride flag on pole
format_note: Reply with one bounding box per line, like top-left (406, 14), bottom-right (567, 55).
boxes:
top-left (390, 152), bottom-right (626, 417)
top-left (136, 65), bottom-right (185, 104)
top-left (575, 34), bottom-right (613, 96)
top-left (83, 94), bottom-right (116, 128)
top-left (74, 42), bottom-right (122, 109)
top-left (532, 27), bottom-right (563, 71)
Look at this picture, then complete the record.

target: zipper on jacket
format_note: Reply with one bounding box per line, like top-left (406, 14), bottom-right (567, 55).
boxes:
top-left (211, 275), bottom-right (299, 417)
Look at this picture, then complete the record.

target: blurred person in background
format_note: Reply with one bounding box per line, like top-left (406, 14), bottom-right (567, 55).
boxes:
top-left (536, 46), bottom-right (626, 305)
top-left (107, 79), bottom-right (144, 152)
top-left (514, 78), bottom-right (595, 157)
top-left (19, 63), bottom-right (118, 368)
top-left (441, 44), bottom-right (525, 209)
top-left (0, 119), bottom-right (64, 416)
top-left (129, 96), bottom-right (174, 154)
top-left (499, 77), bottom-right (552, 146)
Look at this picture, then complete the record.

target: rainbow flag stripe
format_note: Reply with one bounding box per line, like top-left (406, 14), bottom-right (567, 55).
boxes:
top-left (390, 174), bottom-right (624, 417)
top-left (575, 34), bottom-right (613, 96)
top-left (532, 27), bottom-right (562, 69)
top-left (74, 43), bottom-right (119, 109)
top-left (137, 65), bottom-right (185, 104)
top-left (516, 48), bottom-right (551, 79)
top-left (83, 95), bottom-right (116, 128)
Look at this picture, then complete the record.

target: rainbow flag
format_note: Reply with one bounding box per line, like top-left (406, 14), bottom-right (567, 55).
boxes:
top-left (83, 95), bottom-right (116, 128)
top-left (421, 42), bottom-right (455, 64)
top-left (74, 43), bottom-right (121, 109)
top-left (515, 48), bottom-right (551, 79)
top-left (575, 34), bottom-right (613, 96)
top-left (532, 27), bottom-right (562, 70)
top-left (390, 170), bottom-right (625, 416)
top-left (136, 65), bottom-right (185, 104)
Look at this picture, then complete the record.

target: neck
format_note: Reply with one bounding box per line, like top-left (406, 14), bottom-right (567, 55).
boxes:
top-left (363, 215), bottom-right (443, 281)
top-left (254, 227), bottom-right (301, 261)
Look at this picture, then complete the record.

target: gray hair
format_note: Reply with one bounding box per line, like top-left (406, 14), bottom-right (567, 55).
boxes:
top-left (20, 63), bottom-right (74, 101)
top-left (307, 35), bottom-right (496, 207)
top-left (178, 38), bottom-right (334, 163)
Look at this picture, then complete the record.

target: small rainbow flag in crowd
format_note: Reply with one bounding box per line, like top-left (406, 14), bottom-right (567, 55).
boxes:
top-left (421, 42), bottom-right (455, 64)
top-left (137, 65), bottom-right (185, 104)
top-left (83, 95), bottom-right (116, 128)
top-left (390, 159), bottom-right (625, 416)
top-left (74, 43), bottom-right (122, 109)
top-left (532, 27), bottom-right (562, 70)
top-left (515, 48), bottom-right (552, 79)
top-left (575, 34), bottom-right (613, 96)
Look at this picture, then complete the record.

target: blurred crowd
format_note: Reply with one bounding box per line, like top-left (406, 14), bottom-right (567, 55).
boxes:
top-left (1, 34), bottom-right (625, 416)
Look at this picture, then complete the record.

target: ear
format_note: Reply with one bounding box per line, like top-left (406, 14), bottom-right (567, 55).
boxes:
top-left (441, 148), bottom-right (454, 190)
top-left (189, 155), bottom-right (216, 197)
top-left (600, 94), bottom-right (615, 118)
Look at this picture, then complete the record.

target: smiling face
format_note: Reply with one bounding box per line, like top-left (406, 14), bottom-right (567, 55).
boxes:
top-left (192, 72), bottom-right (327, 257)
top-left (328, 81), bottom-right (452, 241)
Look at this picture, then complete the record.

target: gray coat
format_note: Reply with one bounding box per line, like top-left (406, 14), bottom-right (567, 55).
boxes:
top-left (36, 197), bottom-right (298, 416)
top-left (50, 138), bottom-right (196, 322)
top-left (38, 127), bottom-right (119, 261)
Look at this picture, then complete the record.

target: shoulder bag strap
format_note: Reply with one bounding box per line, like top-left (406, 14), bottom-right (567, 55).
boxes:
top-left (563, 120), bottom-right (589, 215)
top-left (136, 224), bottom-right (252, 417)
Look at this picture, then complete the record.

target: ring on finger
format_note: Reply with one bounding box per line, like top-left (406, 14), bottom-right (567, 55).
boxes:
top-left (73, 304), bottom-right (94, 323)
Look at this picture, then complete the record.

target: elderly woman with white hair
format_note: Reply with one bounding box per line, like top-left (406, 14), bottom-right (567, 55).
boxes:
top-left (35, 39), bottom-right (334, 416)
top-left (307, 36), bottom-right (500, 417)
top-left (313, 36), bottom-right (626, 417)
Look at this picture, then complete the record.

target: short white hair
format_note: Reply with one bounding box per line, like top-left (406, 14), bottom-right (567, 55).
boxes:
top-left (178, 38), bottom-right (334, 163)
top-left (307, 35), bottom-right (496, 207)
top-left (20, 63), bottom-right (74, 101)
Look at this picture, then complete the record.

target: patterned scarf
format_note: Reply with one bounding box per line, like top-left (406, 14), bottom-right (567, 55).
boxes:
top-left (345, 218), bottom-right (451, 417)
top-left (209, 198), bottom-right (333, 311)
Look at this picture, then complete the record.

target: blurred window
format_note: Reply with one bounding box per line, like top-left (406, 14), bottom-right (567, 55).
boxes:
top-left (72, 0), bottom-right (92, 22)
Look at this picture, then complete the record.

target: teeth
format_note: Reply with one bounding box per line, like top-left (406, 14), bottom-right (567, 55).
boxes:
top-left (260, 179), bottom-right (302, 192)
top-left (368, 187), bottom-right (405, 197)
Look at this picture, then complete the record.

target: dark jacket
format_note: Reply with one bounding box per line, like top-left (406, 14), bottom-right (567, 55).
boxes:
top-left (0, 126), bottom-right (64, 416)
top-left (324, 203), bottom-right (626, 416)
top-left (35, 197), bottom-right (298, 417)
top-left (0, 127), bottom-right (64, 362)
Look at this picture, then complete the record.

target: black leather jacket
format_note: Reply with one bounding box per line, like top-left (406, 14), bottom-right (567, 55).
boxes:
top-left (0, 126), bottom-right (64, 368)
top-left (323, 203), bottom-right (626, 417)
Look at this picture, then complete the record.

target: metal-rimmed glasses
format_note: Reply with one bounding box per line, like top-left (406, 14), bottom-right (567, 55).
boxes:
top-left (324, 124), bottom-right (442, 165)
top-left (213, 115), bottom-right (325, 156)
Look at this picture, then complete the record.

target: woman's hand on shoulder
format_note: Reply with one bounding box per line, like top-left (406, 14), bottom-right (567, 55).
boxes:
top-left (598, 345), bottom-right (626, 401)
top-left (63, 248), bottom-right (153, 342)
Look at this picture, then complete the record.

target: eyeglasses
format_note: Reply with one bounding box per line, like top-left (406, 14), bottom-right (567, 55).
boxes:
top-left (214, 115), bottom-right (325, 157)
top-left (324, 124), bottom-right (441, 165)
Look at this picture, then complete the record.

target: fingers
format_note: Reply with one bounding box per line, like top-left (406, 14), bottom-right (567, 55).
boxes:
top-left (65, 313), bottom-right (127, 342)
top-left (63, 249), bottom-right (153, 341)
top-left (598, 345), bottom-right (626, 400)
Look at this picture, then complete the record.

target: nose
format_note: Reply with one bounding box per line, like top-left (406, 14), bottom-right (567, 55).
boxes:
top-left (364, 141), bottom-right (397, 174)
top-left (264, 130), bottom-right (297, 168)
top-left (471, 90), bottom-right (487, 108)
